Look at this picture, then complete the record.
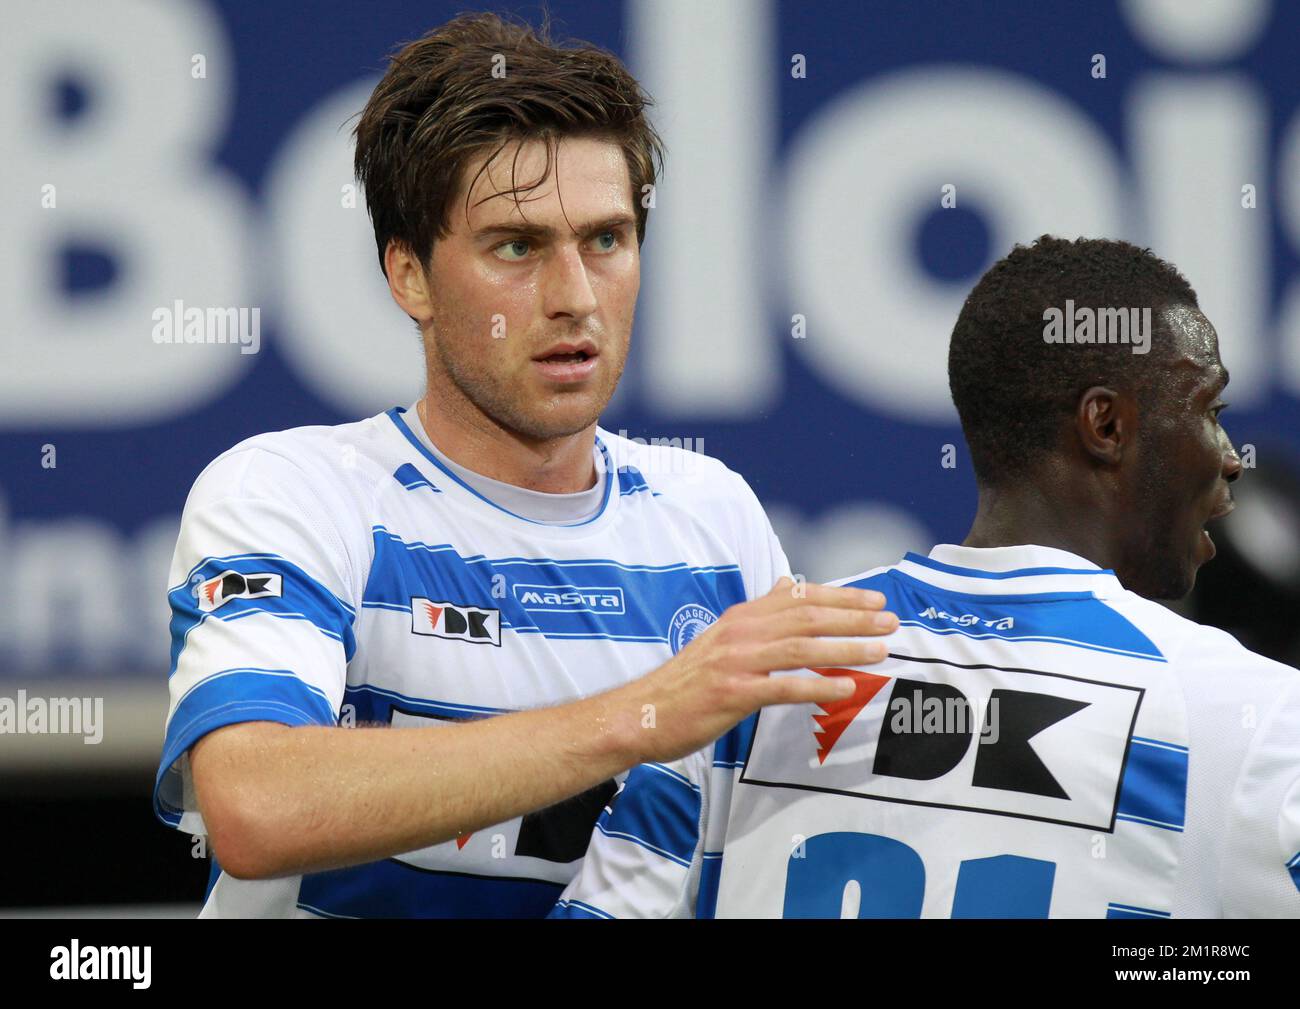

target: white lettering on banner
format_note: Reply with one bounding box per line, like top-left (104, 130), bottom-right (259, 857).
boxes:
top-left (1130, 76), bottom-right (1266, 403)
top-left (782, 67), bottom-right (1125, 422)
top-left (1120, 0), bottom-right (1271, 63)
top-left (2, 0), bottom-right (1293, 422)
top-left (263, 78), bottom-right (423, 417)
top-left (627, 0), bottom-right (778, 415)
top-left (0, 0), bottom-right (256, 425)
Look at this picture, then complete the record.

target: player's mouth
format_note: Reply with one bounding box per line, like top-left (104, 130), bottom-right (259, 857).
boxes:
top-left (532, 340), bottom-right (599, 384)
top-left (1199, 497), bottom-right (1235, 562)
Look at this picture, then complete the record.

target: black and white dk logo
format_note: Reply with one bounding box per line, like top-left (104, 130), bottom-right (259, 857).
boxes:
top-left (410, 597), bottom-right (501, 646)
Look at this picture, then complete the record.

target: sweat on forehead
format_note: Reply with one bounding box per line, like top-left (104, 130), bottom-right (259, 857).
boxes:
top-left (1156, 304), bottom-right (1229, 389)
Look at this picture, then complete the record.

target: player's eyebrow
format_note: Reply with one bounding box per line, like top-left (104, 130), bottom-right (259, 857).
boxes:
top-left (472, 214), bottom-right (636, 243)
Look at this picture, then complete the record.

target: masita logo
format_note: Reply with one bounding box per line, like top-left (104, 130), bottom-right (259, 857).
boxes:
top-left (194, 570), bottom-right (281, 612)
top-left (50, 940), bottom-right (150, 989)
top-left (411, 597), bottom-right (501, 646)
top-left (512, 583), bottom-right (626, 614)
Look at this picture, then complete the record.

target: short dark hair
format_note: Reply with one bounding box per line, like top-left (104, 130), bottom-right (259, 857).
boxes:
top-left (948, 235), bottom-right (1199, 486)
top-left (353, 11), bottom-right (665, 278)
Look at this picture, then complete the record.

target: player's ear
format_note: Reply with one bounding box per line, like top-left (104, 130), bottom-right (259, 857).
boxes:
top-left (1075, 386), bottom-right (1132, 466)
top-left (385, 240), bottom-right (434, 322)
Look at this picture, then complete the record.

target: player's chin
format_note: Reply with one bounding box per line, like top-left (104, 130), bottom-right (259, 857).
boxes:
top-left (521, 393), bottom-right (609, 440)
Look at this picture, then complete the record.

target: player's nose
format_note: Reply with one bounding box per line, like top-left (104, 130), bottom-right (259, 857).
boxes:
top-left (1221, 434), bottom-right (1243, 484)
top-left (541, 243), bottom-right (599, 320)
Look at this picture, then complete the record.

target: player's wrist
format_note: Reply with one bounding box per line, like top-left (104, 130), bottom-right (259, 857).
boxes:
top-left (582, 678), bottom-right (659, 767)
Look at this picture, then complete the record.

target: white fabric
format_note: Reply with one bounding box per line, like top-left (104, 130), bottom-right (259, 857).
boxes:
top-left (557, 543), bottom-right (1300, 918)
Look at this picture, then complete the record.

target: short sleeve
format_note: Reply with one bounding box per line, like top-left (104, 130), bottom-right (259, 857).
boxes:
top-left (725, 468), bottom-right (793, 599)
top-left (550, 749), bottom-right (712, 919)
top-left (1221, 679), bottom-right (1300, 917)
top-left (153, 445), bottom-right (361, 835)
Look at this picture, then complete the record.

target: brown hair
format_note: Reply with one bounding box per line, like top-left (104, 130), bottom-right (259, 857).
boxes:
top-left (354, 11), bottom-right (665, 277)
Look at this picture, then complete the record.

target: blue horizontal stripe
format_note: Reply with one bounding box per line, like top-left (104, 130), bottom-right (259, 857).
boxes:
top-left (154, 668), bottom-right (336, 826)
top-left (298, 858), bottom-right (564, 918)
top-left (369, 529), bottom-right (742, 574)
top-left (847, 569), bottom-right (1164, 661)
top-left (597, 761), bottom-right (701, 868)
top-left (508, 628), bottom-right (670, 643)
top-left (645, 761), bottom-right (699, 792)
top-left (1116, 814), bottom-right (1183, 833)
top-left (394, 463), bottom-right (441, 493)
top-left (170, 552), bottom-right (293, 593)
top-left (549, 898), bottom-right (614, 919)
top-left (903, 552), bottom-right (1115, 580)
top-left (1131, 736), bottom-right (1188, 753)
top-left (617, 466), bottom-right (651, 496)
top-left (896, 621), bottom-right (1167, 662)
top-left (1107, 903), bottom-right (1170, 919)
top-left (342, 684), bottom-right (509, 724)
top-left (362, 529), bottom-right (746, 645)
top-left (1117, 738), bottom-right (1188, 832)
top-left (594, 822), bottom-right (691, 868)
top-left (169, 554), bottom-right (356, 677)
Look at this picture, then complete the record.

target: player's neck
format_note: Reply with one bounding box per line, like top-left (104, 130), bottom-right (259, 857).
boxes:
top-left (962, 480), bottom-right (1120, 571)
top-left (414, 395), bottom-right (599, 495)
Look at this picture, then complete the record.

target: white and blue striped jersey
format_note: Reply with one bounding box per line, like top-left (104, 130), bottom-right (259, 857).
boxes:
top-left (553, 544), bottom-right (1300, 919)
top-left (153, 405), bottom-right (790, 918)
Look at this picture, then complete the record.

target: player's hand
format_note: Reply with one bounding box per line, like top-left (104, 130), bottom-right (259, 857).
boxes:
top-left (613, 576), bottom-right (896, 764)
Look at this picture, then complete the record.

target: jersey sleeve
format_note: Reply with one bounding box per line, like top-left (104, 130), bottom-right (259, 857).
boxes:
top-left (549, 715), bottom-right (756, 919)
top-left (725, 468), bottom-right (794, 599)
top-left (1221, 677), bottom-right (1300, 917)
top-left (153, 444), bottom-right (361, 835)
top-left (549, 747), bottom-right (713, 919)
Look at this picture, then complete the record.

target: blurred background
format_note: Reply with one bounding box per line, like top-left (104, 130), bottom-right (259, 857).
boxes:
top-left (3, 0), bottom-right (1299, 915)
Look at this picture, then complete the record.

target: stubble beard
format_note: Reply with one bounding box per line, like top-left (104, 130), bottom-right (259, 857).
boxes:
top-left (430, 330), bottom-right (626, 444)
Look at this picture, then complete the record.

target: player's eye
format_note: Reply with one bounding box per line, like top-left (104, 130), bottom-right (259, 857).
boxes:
top-left (494, 239), bottom-right (532, 262)
top-left (589, 230), bottom-right (619, 253)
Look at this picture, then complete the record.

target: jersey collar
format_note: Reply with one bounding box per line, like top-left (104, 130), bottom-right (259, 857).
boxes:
top-left (898, 543), bottom-right (1125, 599)
top-left (383, 407), bottom-right (619, 536)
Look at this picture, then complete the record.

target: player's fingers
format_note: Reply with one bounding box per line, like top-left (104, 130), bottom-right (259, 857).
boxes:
top-left (759, 577), bottom-right (886, 614)
top-left (750, 670), bottom-right (865, 708)
top-left (747, 636), bottom-right (890, 674)
top-left (759, 604), bottom-right (898, 641)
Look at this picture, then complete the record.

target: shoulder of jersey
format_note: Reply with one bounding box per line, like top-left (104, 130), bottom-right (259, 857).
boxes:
top-left (1105, 584), bottom-right (1299, 683)
top-left (598, 427), bottom-right (735, 498)
top-left (827, 564), bottom-right (895, 589)
top-left (827, 560), bottom-right (1300, 684)
top-left (189, 414), bottom-right (398, 504)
